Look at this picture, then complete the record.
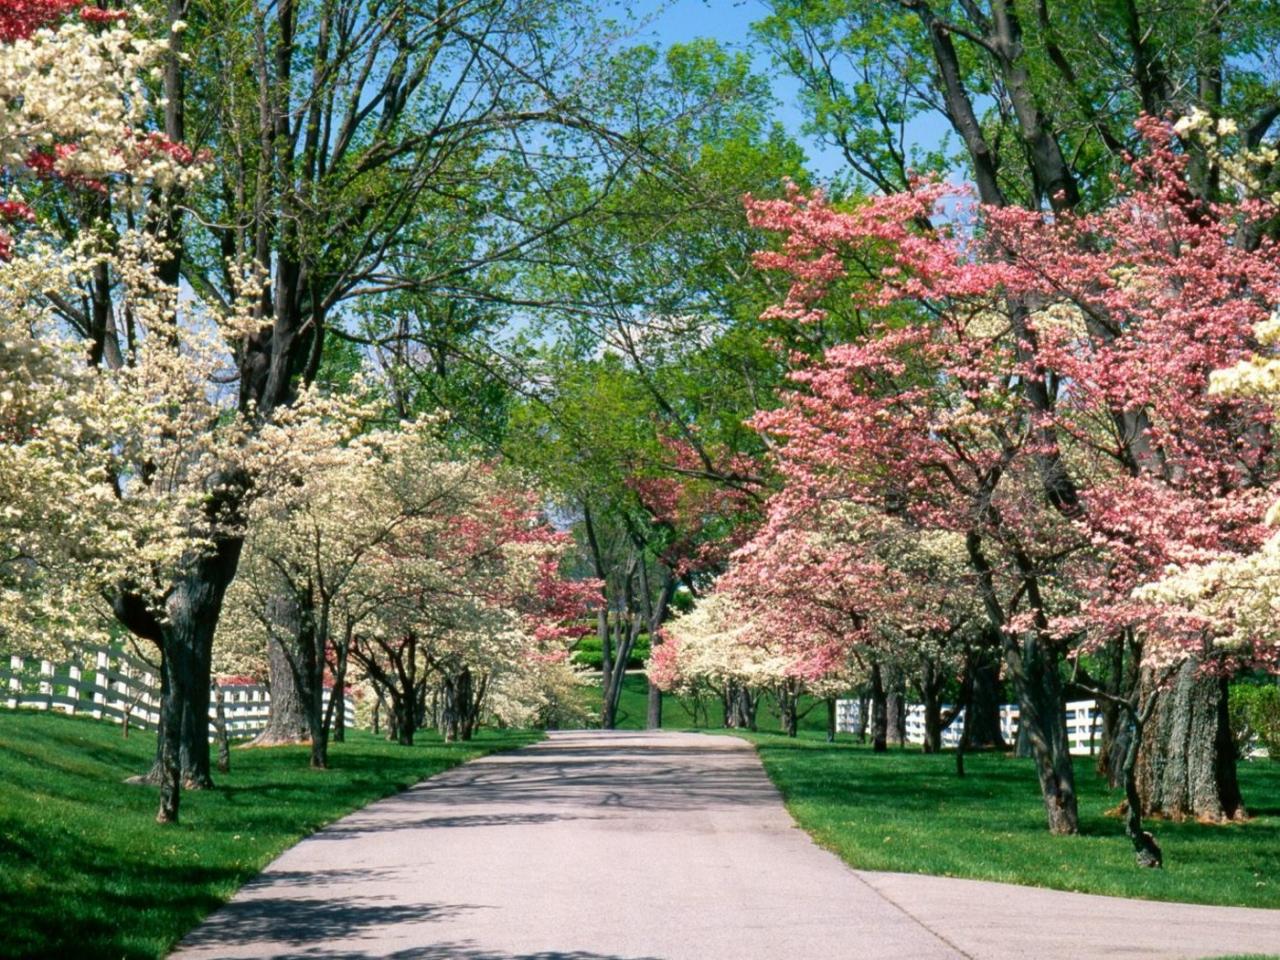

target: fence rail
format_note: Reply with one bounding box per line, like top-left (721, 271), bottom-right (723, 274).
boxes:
top-left (1, 647), bottom-right (353, 739)
top-left (835, 698), bottom-right (1102, 755)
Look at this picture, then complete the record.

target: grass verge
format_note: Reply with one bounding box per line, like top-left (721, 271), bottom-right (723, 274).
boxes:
top-left (740, 730), bottom-right (1280, 909)
top-left (0, 710), bottom-right (540, 959)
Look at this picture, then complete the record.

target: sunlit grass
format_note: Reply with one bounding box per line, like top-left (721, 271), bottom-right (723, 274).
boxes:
top-left (742, 730), bottom-right (1280, 909)
top-left (0, 710), bottom-right (540, 959)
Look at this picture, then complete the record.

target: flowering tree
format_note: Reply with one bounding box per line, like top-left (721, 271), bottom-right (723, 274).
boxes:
top-left (0, 4), bottom-right (336, 823)
top-left (308, 451), bottom-right (597, 746)
top-left (743, 120), bottom-right (1280, 837)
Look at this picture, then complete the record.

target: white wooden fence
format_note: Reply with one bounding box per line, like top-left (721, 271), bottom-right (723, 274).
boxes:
top-left (1, 647), bottom-right (353, 739)
top-left (836, 698), bottom-right (1102, 755)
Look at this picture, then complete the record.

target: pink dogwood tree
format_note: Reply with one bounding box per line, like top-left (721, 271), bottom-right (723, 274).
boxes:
top-left (741, 119), bottom-right (1280, 840)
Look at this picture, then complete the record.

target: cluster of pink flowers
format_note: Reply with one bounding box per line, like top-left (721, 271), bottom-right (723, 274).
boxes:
top-left (729, 118), bottom-right (1280, 672)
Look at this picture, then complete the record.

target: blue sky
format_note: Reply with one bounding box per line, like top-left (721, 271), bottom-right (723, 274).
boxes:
top-left (612, 0), bottom-right (851, 178)
top-left (612, 0), bottom-right (958, 184)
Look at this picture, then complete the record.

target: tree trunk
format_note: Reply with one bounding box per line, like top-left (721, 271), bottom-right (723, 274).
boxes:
top-left (441, 675), bottom-right (461, 743)
top-left (213, 685), bottom-right (231, 774)
top-left (920, 658), bottom-right (942, 753)
top-left (826, 697), bottom-right (837, 743)
top-left (646, 679), bottom-right (663, 730)
top-left (155, 664), bottom-right (181, 824)
top-left (1015, 715), bottom-right (1034, 758)
top-left (306, 630), bottom-right (327, 770)
top-left (885, 666), bottom-right (906, 748)
top-left (154, 538), bottom-right (243, 821)
top-left (329, 630), bottom-right (350, 744)
top-left (855, 692), bottom-right (869, 743)
top-left (1011, 634), bottom-right (1079, 835)
top-left (962, 653), bottom-right (1007, 751)
top-left (922, 686), bottom-right (941, 753)
top-left (870, 664), bottom-right (888, 753)
top-left (441, 667), bottom-right (480, 743)
top-left (393, 692), bottom-right (415, 746)
top-left (599, 608), bottom-right (615, 730)
top-left (723, 682), bottom-right (757, 730)
top-left (1123, 691), bottom-right (1163, 868)
top-left (778, 682), bottom-right (799, 738)
top-left (1136, 660), bottom-right (1243, 822)
top-left (1095, 633), bottom-right (1136, 787)
top-left (251, 629), bottom-right (312, 746)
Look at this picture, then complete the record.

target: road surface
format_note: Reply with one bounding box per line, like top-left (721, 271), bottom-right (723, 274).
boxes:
top-left (171, 730), bottom-right (1280, 960)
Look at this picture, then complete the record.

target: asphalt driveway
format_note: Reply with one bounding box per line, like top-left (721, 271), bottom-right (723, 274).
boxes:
top-left (170, 730), bottom-right (1280, 960)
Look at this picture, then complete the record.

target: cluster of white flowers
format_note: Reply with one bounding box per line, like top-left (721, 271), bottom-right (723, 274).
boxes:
top-left (1139, 313), bottom-right (1280, 651)
top-left (0, 14), bottom-right (202, 196)
top-left (1174, 108), bottom-right (1280, 203)
top-left (659, 593), bottom-right (800, 694)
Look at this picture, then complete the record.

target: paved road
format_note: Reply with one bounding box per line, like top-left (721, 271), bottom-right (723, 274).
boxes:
top-left (171, 730), bottom-right (1280, 960)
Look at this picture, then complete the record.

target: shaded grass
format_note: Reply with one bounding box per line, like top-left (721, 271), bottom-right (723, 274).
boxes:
top-left (0, 710), bottom-right (539, 960)
top-left (741, 730), bottom-right (1280, 909)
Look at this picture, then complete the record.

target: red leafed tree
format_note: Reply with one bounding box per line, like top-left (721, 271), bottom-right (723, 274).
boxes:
top-left (0, 0), bottom-right (74, 257)
top-left (743, 120), bottom-right (1280, 836)
top-left (0, 0), bottom-right (80, 41)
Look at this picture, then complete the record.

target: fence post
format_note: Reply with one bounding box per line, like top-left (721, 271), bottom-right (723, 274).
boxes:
top-left (37, 659), bottom-right (54, 709)
top-left (112, 657), bottom-right (129, 720)
top-left (6, 654), bottom-right (21, 709)
top-left (92, 649), bottom-right (108, 719)
top-left (66, 664), bottom-right (81, 714)
top-left (141, 669), bottom-right (158, 728)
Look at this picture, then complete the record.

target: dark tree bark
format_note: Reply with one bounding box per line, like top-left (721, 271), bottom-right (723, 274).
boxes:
top-left (1015, 715), bottom-right (1034, 758)
top-left (855, 692), bottom-right (869, 743)
top-left (1123, 710), bottom-right (1163, 868)
top-left (869, 664), bottom-right (888, 753)
top-left (723, 682), bottom-right (758, 730)
top-left (777, 680), bottom-right (799, 738)
top-left (1012, 632), bottom-right (1078, 835)
top-left (325, 624), bottom-right (352, 744)
top-left (153, 535), bottom-right (243, 821)
top-left (156, 684), bottom-right (180, 824)
top-left (1137, 660), bottom-right (1243, 822)
top-left (1092, 632), bottom-right (1141, 788)
top-left (826, 697), bottom-right (837, 743)
top-left (351, 633), bottom-right (420, 746)
top-left (885, 666), bottom-right (907, 748)
top-left (968, 533), bottom-right (1078, 834)
top-left (962, 644), bottom-right (1007, 751)
top-left (392, 693), bottom-right (416, 746)
top-left (441, 667), bottom-right (471, 742)
top-left (919, 657), bottom-right (944, 754)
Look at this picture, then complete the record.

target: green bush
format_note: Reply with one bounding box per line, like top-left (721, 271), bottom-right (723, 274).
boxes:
top-left (1231, 683), bottom-right (1280, 760)
top-left (572, 633), bottom-right (650, 670)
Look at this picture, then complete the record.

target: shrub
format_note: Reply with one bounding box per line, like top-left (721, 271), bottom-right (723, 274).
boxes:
top-left (571, 634), bottom-right (650, 670)
top-left (1230, 683), bottom-right (1280, 760)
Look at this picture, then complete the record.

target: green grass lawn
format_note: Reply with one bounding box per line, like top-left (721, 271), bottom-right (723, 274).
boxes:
top-left (741, 729), bottom-right (1280, 909)
top-left (0, 710), bottom-right (540, 960)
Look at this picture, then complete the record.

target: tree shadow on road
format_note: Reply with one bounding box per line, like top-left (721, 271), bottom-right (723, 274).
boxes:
top-left (177, 888), bottom-right (484, 949)
top-left (271, 945), bottom-right (661, 960)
